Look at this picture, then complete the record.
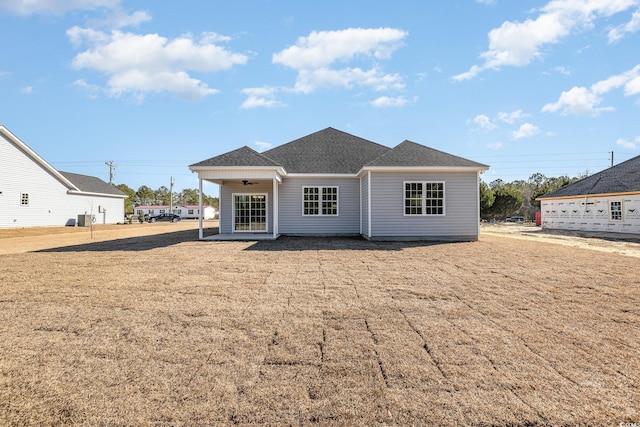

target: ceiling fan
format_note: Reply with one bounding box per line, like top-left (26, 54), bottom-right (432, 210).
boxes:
top-left (242, 180), bottom-right (259, 186)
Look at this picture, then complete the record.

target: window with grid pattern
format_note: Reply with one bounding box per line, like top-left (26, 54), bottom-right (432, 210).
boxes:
top-left (303, 187), bottom-right (338, 216)
top-left (404, 182), bottom-right (444, 216)
top-left (610, 201), bottom-right (622, 221)
top-left (20, 193), bottom-right (29, 206)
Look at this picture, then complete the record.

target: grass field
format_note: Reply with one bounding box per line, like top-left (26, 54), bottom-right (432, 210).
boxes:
top-left (0, 225), bottom-right (638, 426)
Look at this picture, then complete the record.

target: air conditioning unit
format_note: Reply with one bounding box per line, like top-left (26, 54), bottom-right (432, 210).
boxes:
top-left (77, 214), bottom-right (94, 227)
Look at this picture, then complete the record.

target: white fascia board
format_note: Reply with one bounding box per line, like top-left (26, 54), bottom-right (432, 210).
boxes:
top-left (192, 167), bottom-right (284, 183)
top-left (68, 190), bottom-right (127, 199)
top-left (1, 125), bottom-right (80, 191)
top-left (189, 165), bottom-right (286, 174)
top-left (286, 173), bottom-right (358, 179)
top-left (357, 166), bottom-right (489, 177)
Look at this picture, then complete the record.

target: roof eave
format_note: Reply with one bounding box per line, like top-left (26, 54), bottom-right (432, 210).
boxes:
top-left (68, 190), bottom-right (128, 199)
top-left (536, 190), bottom-right (640, 201)
top-left (189, 165), bottom-right (287, 174)
top-left (358, 165), bottom-right (489, 177)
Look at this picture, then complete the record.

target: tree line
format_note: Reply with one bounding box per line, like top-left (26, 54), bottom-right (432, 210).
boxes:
top-left (112, 174), bottom-right (581, 220)
top-left (480, 172), bottom-right (585, 220)
top-left (114, 184), bottom-right (218, 215)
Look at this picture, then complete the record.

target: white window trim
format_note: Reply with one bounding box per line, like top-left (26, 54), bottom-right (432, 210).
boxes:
top-left (20, 193), bottom-right (29, 206)
top-left (301, 186), bottom-right (339, 216)
top-left (610, 200), bottom-right (623, 221)
top-left (403, 181), bottom-right (446, 216)
top-left (232, 193), bottom-right (269, 233)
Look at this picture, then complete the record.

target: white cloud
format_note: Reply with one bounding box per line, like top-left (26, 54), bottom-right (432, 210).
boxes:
top-left (542, 86), bottom-right (603, 114)
top-left (454, 0), bottom-right (638, 81)
top-left (543, 64), bottom-right (640, 115)
top-left (554, 66), bottom-right (571, 76)
top-left (0, 0), bottom-right (119, 15)
top-left (370, 96), bottom-right (408, 107)
top-left (476, 0), bottom-right (496, 5)
top-left (487, 141), bottom-right (503, 149)
top-left (272, 27), bottom-right (407, 94)
top-left (293, 67), bottom-right (403, 94)
top-left (68, 28), bottom-right (248, 101)
top-left (608, 9), bottom-right (640, 42)
top-left (511, 123), bottom-right (540, 139)
top-left (617, 136), bottom-right (640, 149)
top-left (20, 86), bottom-right (33, 94)
top-left (254, 141), bottom-right (273, 152)
top-left (497, 109), bottom-right (530, 124)
top-left (469, 114), bottom-right (498, 130)
top-left (240, 86), bottom-right (284, 109)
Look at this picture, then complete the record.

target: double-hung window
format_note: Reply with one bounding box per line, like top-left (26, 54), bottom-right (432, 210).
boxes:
top-left (610, 201), bottom-right (622, 221)
top-left (303, 186), bottom-right (338, 216)
top-left (404, 182), bottom-right (444, 216)
top-left (20, 193), bottom-right (29, 206)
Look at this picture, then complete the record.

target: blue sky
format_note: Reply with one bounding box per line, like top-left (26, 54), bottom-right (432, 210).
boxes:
top-left (1, 0), bottom-right (639, 197)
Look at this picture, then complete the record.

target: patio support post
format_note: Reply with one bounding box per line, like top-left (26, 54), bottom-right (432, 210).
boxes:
top-left (198, 177), bottom-right (203, 240)
top-left (273, 177), bottom-right (278, 239)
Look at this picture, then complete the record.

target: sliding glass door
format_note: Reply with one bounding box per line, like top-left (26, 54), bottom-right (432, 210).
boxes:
top-left (234, 194), bottom-right (267, 232)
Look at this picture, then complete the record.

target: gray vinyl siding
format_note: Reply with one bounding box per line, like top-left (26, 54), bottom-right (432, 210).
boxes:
top-left (220, 181), bottom-right (274, 234)
top-left (369, 172), bottom-right (479, 240)
top-left (361, 175), bottom-right (369, 237)
top-left (278, 177), bottom-right (360, 235)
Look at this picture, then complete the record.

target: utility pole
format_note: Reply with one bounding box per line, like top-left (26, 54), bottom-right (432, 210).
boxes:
top-left (610, 151), bottom-right (614, 167)
top-left (169, 176), bottom-right (175, 214)
top-left (105, 161), bottom-right (116, 184)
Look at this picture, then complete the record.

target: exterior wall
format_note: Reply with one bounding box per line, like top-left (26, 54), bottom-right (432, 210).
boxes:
top-left (278, 177), bottom-right (360, 235)
top-left (1, 134), bottom-right (124, 228)
top-left (369, 172), bottom-right (480, 241)
top-left (176, 206), bottom-right (216, 219)
top-left (360, 174), bottom-right (369, 237)
top-left (541, 195), bottom-right (640, 234)
top-left (220, 181), bottom-right (273, 234)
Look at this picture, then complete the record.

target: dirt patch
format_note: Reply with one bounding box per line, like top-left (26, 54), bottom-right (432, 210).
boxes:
top-left (482, 222), bottom-right (640, 258)
top-left (0, 225), bottom-right (638, 425)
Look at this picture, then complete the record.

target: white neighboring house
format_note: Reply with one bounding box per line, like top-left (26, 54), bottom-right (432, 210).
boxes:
top-left (537, 154), bottom-right (640, 234)
top-left (176, 205), bottom-right (216, 219)
top-left (135, 205), bottom-right (216, 219)
top-left (0, 125), bottom-right (126, 228)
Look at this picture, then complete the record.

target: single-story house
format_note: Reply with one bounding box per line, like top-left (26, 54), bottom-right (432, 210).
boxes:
top-left (0, 125), bottom-right (126, 228)
top-left (537, 154), bottom-right (640, 234)
top-left (135, 205), bottom-right (216, 219)
top-left (189, 127), bottom-right (489, 241)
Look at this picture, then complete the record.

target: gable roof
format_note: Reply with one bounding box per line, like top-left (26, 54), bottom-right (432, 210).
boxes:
top-left (366, 140), bottom-right (489, 169)
top-left (2, 125), bottom-right (124, 198)
top-left (539, 154), bottom-right (640, 198)
top-left (190, 145), bottom-right (282, 168)
top-left (60, 172), bottom-right (125, 197)
top-left (263, 127), bottom-right (390, 174)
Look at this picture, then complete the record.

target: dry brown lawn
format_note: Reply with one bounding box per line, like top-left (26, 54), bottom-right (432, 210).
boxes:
top-left (0, 222), bottom-right (638, 426)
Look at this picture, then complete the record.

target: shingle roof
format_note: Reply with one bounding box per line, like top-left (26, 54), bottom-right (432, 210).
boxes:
top-left (190, 146), bottom-right (282, 167)
top-left (60, 172), bottom-right (126, 197)
top-left (190, 127), bottom-right (489, 174)
top-left (539, 154), bottom-right (640, 198)
top-left (263, 127), bottom-right (390, 174)
top-left (367, 140), bottom-right (489, 168)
